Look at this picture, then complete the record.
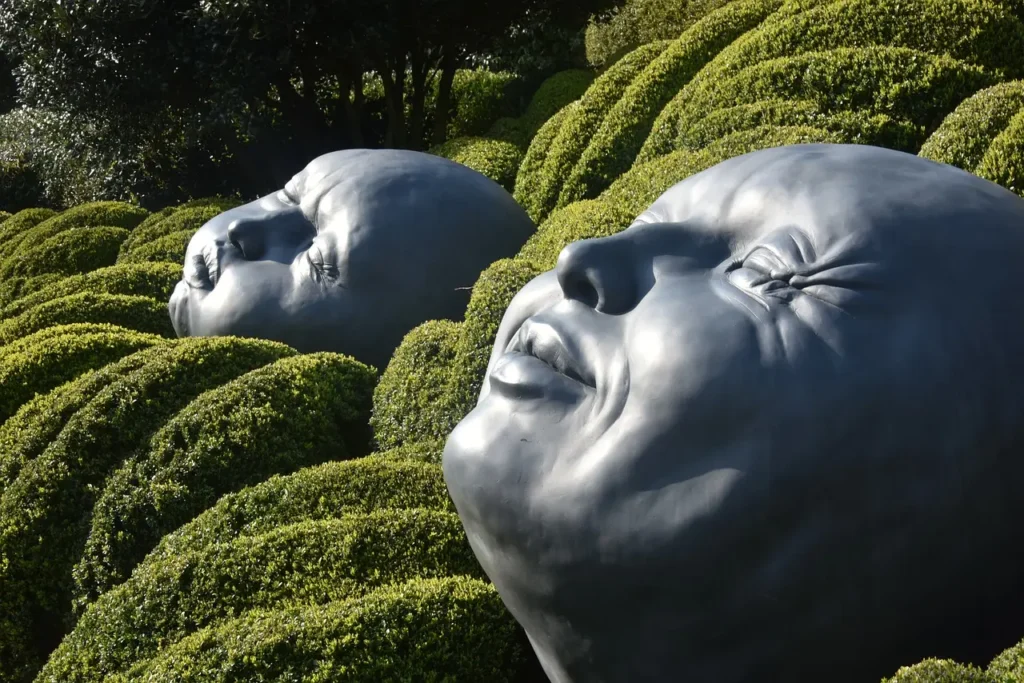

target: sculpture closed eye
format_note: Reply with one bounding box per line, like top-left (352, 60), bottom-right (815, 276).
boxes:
top-left (442, 143), bottom-right (1024, 683)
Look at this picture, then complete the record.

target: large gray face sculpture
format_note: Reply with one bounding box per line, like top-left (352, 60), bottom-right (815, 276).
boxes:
top-left (168, 149), bottom-right (534, 370)
top-left (443, 144), bottom-right (1024, 683)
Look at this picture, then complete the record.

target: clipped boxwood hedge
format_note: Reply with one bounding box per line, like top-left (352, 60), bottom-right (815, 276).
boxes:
top-left (428, 136), bottom-right (524, 192)
top-left (0, 273), bottom-right (61, 311)
top-left (0, 210), bottom-right (10, 223)
top-left (988, 637), bottom-right (1023, 679)
top-left (111, 576), bottom-right (525, 683)
top-left (118, 202), bottom-right (236, 261)
top-left (0, 262), bottom-right (181, 321)
top-left (145, 454), bottom-right (455, 569)
top-left (562, 0), bottom-right (784, 204)
top-left (371, 319), bottom-right (463, 451)
top-left (74, 352), bottom-right (377, 606)
top-left (919, 80), bottom-right (1024, 171)
top-left (0, 291), bottom-right (175, 344)
top-left (524, 40), bottom-right (671, 224)
top-left (116, 229), bottom-right (195, 265)
top-left (5, 226), bottom-right (128, 279)
top-left (517, 199), bottom-right (637, 270)
top-left (515, 68), bottom-right (597, 140)
top-left (447, 69), bottom-right (521, 140)
top-left (0, 337), bottom-right (295, 683)
top-left (375, 438), bottom-right (448, 464)
top-left (883, 659), bottom-right (992, 682)
top-left (0, 323), bottom-right (164, 425)
top-left (603, 124), bottom-right (844, 216)
top-left (514, 102), bottom-right (577, 221)
top-left (47, 510), bottom-right (480, 682)
top-left (974, 109), bottom-right (1024, 196)
top-left (0, 207), bottom-right (57, 262)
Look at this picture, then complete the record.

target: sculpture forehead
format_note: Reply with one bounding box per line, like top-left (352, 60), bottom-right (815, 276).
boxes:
top-left (637, 144), bottom-right (1024, 260)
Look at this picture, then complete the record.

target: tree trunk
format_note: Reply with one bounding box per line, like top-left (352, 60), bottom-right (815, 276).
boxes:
top-left (335, 67), bottom-right (365, 148)
top-left (407, 47), bottom-right (430, 151)
top-left (431, 48), bottom-right (459, 147)
top-left (380, 58), bottom-right (407, 149)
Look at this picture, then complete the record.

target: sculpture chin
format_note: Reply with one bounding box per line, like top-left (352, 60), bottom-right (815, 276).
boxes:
top-left (167, 281), bottom-right (192, 337)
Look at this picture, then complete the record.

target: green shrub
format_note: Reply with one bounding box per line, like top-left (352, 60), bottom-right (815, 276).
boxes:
top-left (116, 229), bottom-right (194, 265)
top-left (447, 69), bottom-right (521, 139)
top-left (636, 0), bottom-right (1024, 162)
top-left (371, 319), bottom-right (464, 451)
top-left (47, 510), bottom-right (480, 682)
top-left (376, 439), bottom-right (448, 464)
top-left (669, 47), bottom-right (996, 149)
top-left (0, 292), bottom-right (175, 344)
top-left (527, 41), bottom-right (671, 224)
top-left (0, 201), bottom-right (147, 276)
top-left (518, 200), bottom-right (637, 270)
top-left (0, 273), bottom-right (61, 311)
top-left (603, 124), bottom-right (844, 216)
top-left (0, 262), bottom-right (181, 321)
top-left (0, 158), bottom-right (46, 213)
top-left (883, 659), bottom-right (992, 682)
top-left (566, 0), bottom-right (784, 204)
top-left (514, 102), bottom-right (577, 221)
top-left (919, 81), bottom-right (1024, 172)
top-left (74, 352), bottom-right (376, 607)
top-left (487, 116), bottom-right (530, 147)
top-left (145, 454), bottom-right (455, 568)
top-left (113, 576), bottom-right (524, 683)
top-left (974, 109), bottom-right (1024, 196)
top-left (679, 99), bottom-right (923, 151)
top-left (988, 637), bottom-right (1024, 679)
top-left (118, 201), bottom-right (237, 261)
top-left (6, 226), bottom-right (128, 279)
top-left (0, 337), bottom-right (295, 683)
top-left (517, 69), bottom-right (597, 139)
top-left (428, 137), bottom-right (524, 192)
top-left (0, 210), bottom-right (11, 223)
top-left (0, 207), bottom-right (57, 261)
top-left (0, 339), bottom-right (168, 494)
top-left (0, 323), bottom-right (164, 425)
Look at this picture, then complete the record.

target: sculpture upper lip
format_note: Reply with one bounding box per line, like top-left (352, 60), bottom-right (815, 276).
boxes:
top-left (506, 316), bottom-right (596, 387)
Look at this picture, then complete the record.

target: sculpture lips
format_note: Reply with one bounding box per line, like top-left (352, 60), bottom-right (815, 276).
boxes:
top-left (508, 317), bottom-right (596, 388)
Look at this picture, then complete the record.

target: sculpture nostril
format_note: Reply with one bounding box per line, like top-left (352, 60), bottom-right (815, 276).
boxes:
top-left (227, 218), bottom-right (266, 261)
top-left (556, 238), bottom-right (634, 314)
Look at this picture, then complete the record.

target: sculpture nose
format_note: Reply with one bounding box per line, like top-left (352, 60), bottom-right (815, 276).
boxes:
top-left (555, 237), bottom-right (637, 314)
top-left (227, 207), bottom-right (312, 261)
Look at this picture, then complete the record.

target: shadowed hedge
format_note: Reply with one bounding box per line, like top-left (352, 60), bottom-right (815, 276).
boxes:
top-left (119, 198), bottom-right (238, 260)
top-left (428, 136), bottom-right (524, 191)
top-left (488, 69), bottom-right (595, 148)
top-left (518, 200), bottom-right (638, 270)
top-left (74, 352), bottom-right (377, 607)
top-left (46, 510), bottom-right (480, 682)
top-left (562, 0), bottom-right (784, 204)
top-left (0, 337), bottom-right (295, 683)
top-left (5, 226), bottom-right (128, 279)
top-left (0, 323), bottom-right (164, 425)
top-left (513, 102), bottom-right (576, 220)
top-left (106, 577), bottom-right (525, 683)
top-left (0, 262), bottom-right (181, 322)
top-left (0, 292), bottom-right (175, 344)
top-left (116, 229), bottom-right (194, 265)
top-left (0, 207), bottom-right (57, 262)
top-left (0, 273), bottom-right (61, 311)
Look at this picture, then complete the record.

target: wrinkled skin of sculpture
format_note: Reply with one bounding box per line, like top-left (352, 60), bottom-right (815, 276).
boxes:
top-left (169, 149), bottom-right (535, 370)
top-left (443, 144), bottom-right (1024, 683)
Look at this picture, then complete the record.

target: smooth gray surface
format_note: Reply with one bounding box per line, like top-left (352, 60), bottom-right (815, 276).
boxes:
top-left (169, 149), bottom-right (535, 370)
top-left (443, 144), bottom-right (1024, 683)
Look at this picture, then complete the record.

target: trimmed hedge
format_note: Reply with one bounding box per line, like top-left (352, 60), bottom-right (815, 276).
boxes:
top-left (988, 638), bottom-right (1024, 679)
top-left (145, 454), bottom-right (455, 569)
top-left (516, 69), bottom-right (597, 141)
top-left (371, 319), bottom-right (463, 451)
top-left (514, 102), bottom-right (577, 221)
top-left (428, 136), bottom-right (524, 192)
top-left (919, 81), bottom-right (1024, 172)
top-left (0, 207), bottom-right (57, 262)
top-left (603, 124), bottom-right (844, 216)
top-left (883, 659), bottom-right (992, 682)
top-left (112, 577), bottom-right (524, 683)
top-left (0, 337), bottom-right (295, 683)
top-left (0, 323), bottom-right (164, 425)
top-left (0, 262), bottom-right (181, 322)
top-left (678, 99), bottom-right (923, 151)
top-left (118, 201), bottom-right (236, 261)
top-left (563, 0), bottom-right (784, 204)
top-left (116, 229), bottom-right (194, 265)
top-left (668, 47), bottom-right (996, 150)
top-left (376, 439), bottom-right (448, 464)
top-left (636, 0), bottom-right (1024, 161)
top-left (5, 226), bottom-right (128, 279)
top-left (975, 109), bottom-right (1024, 196)
top-left (524, 40), bottom-right (671, 225)
top-left (0, 273), bottom-right (61, 311)
top-left (518, 199), bottom-right (637, 270)
top-left (0, 210), bottom-right (10, 223)
top-left (0, 292), bottom-right (175, 344)
top-left (74, 352), bottom-right (377, 607)
top-left (447, 69), bottom-right (521, 140)
top-left (47, 510), bottom-right (480, 682)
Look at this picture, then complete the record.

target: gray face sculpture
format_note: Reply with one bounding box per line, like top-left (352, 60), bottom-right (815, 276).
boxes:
top-left (443, 144), bottom-right (1024, 683)
top-left (168, 149), bottom-right (534, 370)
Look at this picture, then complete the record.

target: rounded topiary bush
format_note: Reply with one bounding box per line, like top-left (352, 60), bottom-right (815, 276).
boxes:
top-left (47, 510), bottom-right (480, 682)
top-left (0, 262), bottom-right (181, 322)
top-left (0, 323), bottom-right (164, 425)
top-left (563, 0), bottom-right (784, 204)
top-left (107, 576), bottom-right (525, 683)
top-left (447, 69), bottom-right (521, 140)
top-left (525, 40), bottom-right (671, 224)
top-left (0, 273), bottom-right (61, 311)
top-left (514, 102), bottom-right (577, 222)
top-left (988, 637), bottom-right (1024, 679)
top-left (517, 199), bottom-right (637, 270)
top-left (0, 292), bottom-right (175, 344)
top-left (74, 352), bottom-right (377, 607)
top-left (371, 319), bottom-right (463, 452)
top-left (0, 337), bottom-right (296, 683)
top-left (5, 226), bottom-right (129, 279)
top-left (116, 229), bottom-right (194, 265)
top-left (0, 207), bottom-right (57, 261)
top-left (516, 68), bottom-right (597, 139)
top-left (118, 201), bottom-right (236, 261)
top-left (376, 439), bottom-right (448, 463)
top-left (883, 659), bottom-right (992, 682)
top-left (973, 109), bottom-right (1024, 196)
top-left (428, 136), bottom-right (524, 191)
top-left (919, 80), bottom-right (1024, 172)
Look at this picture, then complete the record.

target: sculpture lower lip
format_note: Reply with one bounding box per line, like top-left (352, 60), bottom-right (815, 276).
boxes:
top-left (489, 352), bottom-right (590, 398)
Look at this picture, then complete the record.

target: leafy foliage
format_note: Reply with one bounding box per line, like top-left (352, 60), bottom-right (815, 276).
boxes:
top-left (0, 292), bottom-right (174, 344)
top-left (5, 226), bottom-right (128, 279)
top-left (429, 136), bottom-right (524, 190)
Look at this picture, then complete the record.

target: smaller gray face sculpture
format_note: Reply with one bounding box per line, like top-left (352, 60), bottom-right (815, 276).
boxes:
top-left (443, 144), bottom-right (1024, 683)
top-left (168, 149), bottom-right (534, 370)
